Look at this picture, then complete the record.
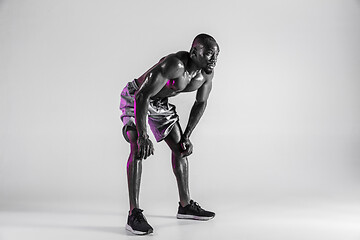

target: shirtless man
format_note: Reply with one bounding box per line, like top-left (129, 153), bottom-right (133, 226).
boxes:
top-left (119, 33), bottom-right (219, 235)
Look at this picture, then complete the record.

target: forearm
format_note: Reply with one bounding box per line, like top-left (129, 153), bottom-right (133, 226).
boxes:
top-left (183, 100), bottom-right (207, 139)
top-left (134, 93), bottom-right (149, 138)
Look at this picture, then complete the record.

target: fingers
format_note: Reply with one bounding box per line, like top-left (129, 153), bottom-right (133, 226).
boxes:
top-left (149, 141), bottom-right (154, 156)
top-left (137, 146), bottom-right (147, 160)
top-left (144, 140), bottom-right (154, 159)
top-left (181, 142), bottom-right (186, 151)
top-left (137, 138), bottom-right (154, 160)
top-left (137, 146), bottom-right (144, 159)
top-left (179, 138), bottom-right (193, 158)
top-left (188, 145), bottom-right (193, 156)
top-left (187, 141), bottom-right (193, 154)
top-left (143, 144), bottom-right (149, 159)
top-left (180, 149), bottom-right (191, 158)
top-left (180, 144), bottom-right (193, 158)
top-left (150, 142), bottom-right (154, 155)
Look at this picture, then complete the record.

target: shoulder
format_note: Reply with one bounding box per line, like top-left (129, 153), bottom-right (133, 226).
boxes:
top-left (159, 52), bottom-right (186, 78)
top-left (161, 54), bottom-right (184, 68)
top-left (163, 51), bottom-right (190, 69)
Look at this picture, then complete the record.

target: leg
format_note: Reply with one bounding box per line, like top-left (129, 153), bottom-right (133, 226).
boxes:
top-left (125, 129), bottom-right (154, 234)
top-left (126, 129), bottom-right (142, 212)
top-left (164, 122), bottom-right (191, 207)
top-left (164, 122), bottom-right (215, 221)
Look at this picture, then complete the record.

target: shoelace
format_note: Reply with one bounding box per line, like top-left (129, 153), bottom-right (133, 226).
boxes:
top-left (190, 201), bottom-right (204, 212)
top-left (132, 210), bottom-right (147, 223)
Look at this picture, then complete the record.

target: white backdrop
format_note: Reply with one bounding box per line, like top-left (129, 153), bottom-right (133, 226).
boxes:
top-left (0, 0), bottom-right (359, 213)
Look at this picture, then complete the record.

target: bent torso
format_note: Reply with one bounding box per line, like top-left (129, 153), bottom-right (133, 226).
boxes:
top-left (135, 51), bottom-right (207, 100)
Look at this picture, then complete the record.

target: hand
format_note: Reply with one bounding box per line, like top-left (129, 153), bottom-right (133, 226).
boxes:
top-left (136, 135), bottom-right (154, 160)
top-left (180, 136), bottom-right (193, 158)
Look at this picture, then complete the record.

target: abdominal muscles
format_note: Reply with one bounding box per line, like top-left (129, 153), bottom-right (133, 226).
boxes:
top-left (151, 84), bottom-right (180, 99)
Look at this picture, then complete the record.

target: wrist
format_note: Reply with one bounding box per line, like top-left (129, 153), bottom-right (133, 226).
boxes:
top-left (183, 132), bottom-right (190, 140)
top-left (138, 132), bottom-right (149, 139)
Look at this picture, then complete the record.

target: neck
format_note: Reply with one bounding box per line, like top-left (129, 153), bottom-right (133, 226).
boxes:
top-left (186, 57), bottom-right (202, 75)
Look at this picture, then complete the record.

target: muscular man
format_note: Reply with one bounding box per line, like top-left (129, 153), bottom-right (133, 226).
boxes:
top-left (119, 33), bottom-right (219, 235)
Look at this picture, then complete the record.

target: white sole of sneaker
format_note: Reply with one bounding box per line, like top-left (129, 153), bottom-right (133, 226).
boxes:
top-left (125, 224), bottom-right (153, 235)
top-left (176, 214), bottom-right (215, 221)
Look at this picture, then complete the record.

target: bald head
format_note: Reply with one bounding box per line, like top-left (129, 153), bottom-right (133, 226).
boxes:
top-left (190, 33), bottom-right (219, 74)
top-left (191, 33), bottom-right (218, 50)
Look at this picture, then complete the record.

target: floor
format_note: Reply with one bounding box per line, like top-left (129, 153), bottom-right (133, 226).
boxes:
top-left (1, 196), bottom-right (360, 240)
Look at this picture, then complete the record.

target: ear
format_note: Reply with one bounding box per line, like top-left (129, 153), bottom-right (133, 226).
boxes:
top-left (190, 47), bottom-right (197, 58)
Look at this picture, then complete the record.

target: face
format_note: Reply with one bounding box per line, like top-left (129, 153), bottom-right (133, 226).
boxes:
top-left (195, 41), bottom-right (220, 74)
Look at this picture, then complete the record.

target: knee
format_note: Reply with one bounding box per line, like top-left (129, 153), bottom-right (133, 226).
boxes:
top-left (171, 146), bottom-right (182, 158)
top-left (127, 130), bottom-right (138, 154)
top-left (128, 142), bottom-right (142, 162)
top-left (168, 139), bottom-right (183, 157)
top-left (130, 142), bottom-right (138, 154)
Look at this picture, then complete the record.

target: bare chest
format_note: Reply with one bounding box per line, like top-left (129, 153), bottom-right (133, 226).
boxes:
top-left (154, 71), bottom-right (205, 99)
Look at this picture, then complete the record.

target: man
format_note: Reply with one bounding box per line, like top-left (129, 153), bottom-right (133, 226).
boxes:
top-left (119, 33), bottom-right (219, 235)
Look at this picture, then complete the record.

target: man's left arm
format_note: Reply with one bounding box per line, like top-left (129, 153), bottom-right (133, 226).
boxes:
top-left (181, 75), bottom-right (213, 157)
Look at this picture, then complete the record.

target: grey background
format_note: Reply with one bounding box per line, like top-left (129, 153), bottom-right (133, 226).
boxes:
top-left (1, 0), bottom-right (359, 216)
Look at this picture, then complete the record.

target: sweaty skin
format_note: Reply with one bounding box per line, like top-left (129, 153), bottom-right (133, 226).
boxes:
top-left (134, 43), bottom-right (219, 159)
top-left (126, 38), bottom-right (219, 211)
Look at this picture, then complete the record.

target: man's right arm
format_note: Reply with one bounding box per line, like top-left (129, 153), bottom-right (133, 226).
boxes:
top-left (134, 55), bottom-right (185, 159)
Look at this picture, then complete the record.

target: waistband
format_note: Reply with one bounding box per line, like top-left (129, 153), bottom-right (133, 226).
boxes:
top-left (130, 79), bottom-right (139, 90)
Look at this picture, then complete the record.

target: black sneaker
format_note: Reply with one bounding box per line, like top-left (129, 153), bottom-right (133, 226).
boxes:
top-left (177, 200), bottom-right (215, 220)
top-left (126, 208), bottom-right (153, 235)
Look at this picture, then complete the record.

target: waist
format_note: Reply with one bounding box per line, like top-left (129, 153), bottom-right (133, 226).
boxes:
top-left (130, 79), bottom-right (139, 90)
